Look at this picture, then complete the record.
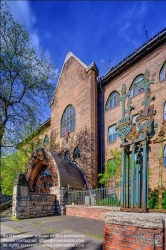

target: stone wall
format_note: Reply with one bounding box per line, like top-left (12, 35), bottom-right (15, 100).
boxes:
top-left (12, 193), bottom-right (57, 219)
top-left (103, 212), bottom-right (166, 250)
top-left (66, 205), bottom-right (120, 221)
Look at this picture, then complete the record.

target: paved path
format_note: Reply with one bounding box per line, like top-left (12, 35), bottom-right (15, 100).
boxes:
top-left (1, 215), bottom-right (104, 250)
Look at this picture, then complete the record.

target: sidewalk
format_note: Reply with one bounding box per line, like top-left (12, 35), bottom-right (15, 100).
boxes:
top-left (0, 215), bottom-right (104, 250)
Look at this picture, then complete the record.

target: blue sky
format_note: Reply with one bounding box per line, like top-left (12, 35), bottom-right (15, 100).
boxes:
top-left (6, 1), bottom-right (166, 78)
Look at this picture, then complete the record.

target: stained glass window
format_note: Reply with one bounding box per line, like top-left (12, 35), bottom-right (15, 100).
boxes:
top-left (44, 135), bottom-right (49, 146)
top-left (65, 151), bottom-right (70, 161)
top-left (108, 124), bottom-right (117, 143)
top-left (61, 105), bottom-right (75, 136)
top-left (130, 75), bottom-right (144, 97)
top-left (106, 92), bottom-right (119, 110)
top-left (73, 147), bottom-right (80, 159)
top-left (160, 62), bottom-right (166, 82)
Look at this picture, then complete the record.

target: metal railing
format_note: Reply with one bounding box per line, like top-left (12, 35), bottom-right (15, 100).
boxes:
top-left (67, 186), bottom-right (121, 206)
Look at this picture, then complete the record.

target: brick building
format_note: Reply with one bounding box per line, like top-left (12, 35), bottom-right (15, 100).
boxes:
top-left (25, 28), bottom-right (166, 193)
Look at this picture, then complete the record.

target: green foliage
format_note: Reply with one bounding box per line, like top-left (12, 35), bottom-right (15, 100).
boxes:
top-left (0, 3), bottom-right (56, 152)
top-left (97, 196), bottom-right (120, 206)
top-left (148, 187), bottom-right (166, 209)
top-left (1, 150), bottom-right (29, 195)
top-left (98, 148), bottom-right (122, 185)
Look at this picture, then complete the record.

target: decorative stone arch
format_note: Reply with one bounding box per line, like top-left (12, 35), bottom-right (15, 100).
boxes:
top-left (26, 148), bottom-right (60, 193)
top-left (26, 148), bottom-right (87, 193)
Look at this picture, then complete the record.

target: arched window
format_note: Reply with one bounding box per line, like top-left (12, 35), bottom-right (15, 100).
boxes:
top-left (130, 75), bottom-right (144, 97)
top-left (108, 124), bottom-right (117, 143)
top-left (58, 153), bottom-right (63, 158)
top-left (43, 135), bottom-right (49, 146)
top-left (37, 140), bottom-right (42, 149)
top-left (164, 146), bottom-right (166, 167)
top-left (106, 91), bottom-right (120, 110)
top-left (164, 102), bottom-right (166, 121)
top-left (65, 151), bottom-right (70, 161)
top-left (61, 105), bottom-right (75, 137)
top-left (159, 62), bottom-right (166, 82)
top-left (73, 147), bottom-right (80, 159)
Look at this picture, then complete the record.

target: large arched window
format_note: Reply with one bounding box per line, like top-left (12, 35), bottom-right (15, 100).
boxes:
top-left (108, 124), bottom-right (117, 143)
top-left (61, 105), bottom-right (75, 136)
top-left (130, 75), bottom-right (144, 97)
top-left (65, 151), bottom-right (70, 161)
top-left (164, 102), bottom-right (166, 121)
top-left (43, 135), bottom-right (49, 146)
top-left (164, 146), bottom-right (166, 167)
top-left (73, 147), bottom-right (80, 160)
top-left (159, 62), bottom-right (166, 82)
top-left (106, 91), bottom-right (120, 110)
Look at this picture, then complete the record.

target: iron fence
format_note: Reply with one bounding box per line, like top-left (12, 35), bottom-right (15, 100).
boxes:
top-left (67, 185), bottom-right (121, 206)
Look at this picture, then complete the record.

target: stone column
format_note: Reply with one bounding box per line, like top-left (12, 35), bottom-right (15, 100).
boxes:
top-left (12, 173), bottom-right (29, 218)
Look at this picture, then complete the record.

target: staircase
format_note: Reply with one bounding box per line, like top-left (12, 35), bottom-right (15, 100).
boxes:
top-left (0, 195), bottom-right (13, 216)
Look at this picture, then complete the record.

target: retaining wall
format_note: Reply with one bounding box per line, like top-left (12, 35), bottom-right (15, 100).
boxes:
top-left (66, 205), bottom-right (120, 221)
top-left (104, 212), bottom-right (166, 250)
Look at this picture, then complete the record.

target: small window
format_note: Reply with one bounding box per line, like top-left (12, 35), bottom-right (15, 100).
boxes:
top-left (164, 102), bottom-right (166, 121)
top-left (106, 92), bottom-right (120, 110)
top-left (73, 147), bottom-right (80, 159)
top-left (132, 114), bottom-right (139, 131)
top-left (58, 153), bottom-right (63, 158)
top-left (44, 135), bottom-right (49, 146)
top-left (61, 105), bottom-right (75, 137)
top-left (160, 62), bottom-right (166, 82)
top-left (108, 124), bottom-right (117, 143)
top-left (37, 140), bottom-right (42, 149)
top-left (65, 151), bottom-right (70, 161)
top-left (164, 146), bottom-right (166, 167)
top-left (130, 75), bottom-right (144, 97)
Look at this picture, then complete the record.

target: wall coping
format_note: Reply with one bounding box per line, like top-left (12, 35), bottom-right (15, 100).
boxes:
top-left (105, 211), bottom-right (165, 229)
top-left (66, 205), bottom-right (120, 210)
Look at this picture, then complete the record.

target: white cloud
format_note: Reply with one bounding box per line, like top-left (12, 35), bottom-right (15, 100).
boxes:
top-left (4, 0), bottom-right (40, 51)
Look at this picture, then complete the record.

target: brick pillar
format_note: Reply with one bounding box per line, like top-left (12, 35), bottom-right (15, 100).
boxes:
top-left (103, 212), bottom-right (165, 250)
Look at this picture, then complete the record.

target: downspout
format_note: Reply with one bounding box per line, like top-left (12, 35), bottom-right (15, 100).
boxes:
top-left (98, 77), bottom-right (105, 186)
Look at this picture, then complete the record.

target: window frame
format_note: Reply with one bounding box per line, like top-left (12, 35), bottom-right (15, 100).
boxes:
top-left (61, 105), bottom-right (75, 137)
top-left (159, 61), bottom-right (166, 82)
top-left (64, 151), bottom-right (70, 161)
top-left (108, 124), bottom-right (117, 143)
top-left (164, 102), bottom-right (166, 121)
top-left (105, 91), bottom-right (120, 111)
top-left (73, 147), bottom-right (80, 160)
top-left (37, 140), bottom-right (42, 149)
top-left (130, 75), bottom-right (144, 98)
top-left (43, 135), bottom-right (49, 146)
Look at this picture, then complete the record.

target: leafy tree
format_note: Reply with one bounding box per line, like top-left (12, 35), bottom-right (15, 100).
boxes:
top-left (98, 148), bottom-right (122, 185)
top-left (1, 150), bottom-right (29, 195)
top-left (0, 3), bottom-right (56, 158)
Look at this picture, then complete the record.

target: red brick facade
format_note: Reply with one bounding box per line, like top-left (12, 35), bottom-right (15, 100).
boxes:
top-left (50, 53), bottom-right (98, 188)
top-left (103, 43), bottom-right (166, 189)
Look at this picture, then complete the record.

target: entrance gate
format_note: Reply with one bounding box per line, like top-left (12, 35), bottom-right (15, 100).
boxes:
top-left (116, 70), bottom-right (157, 212)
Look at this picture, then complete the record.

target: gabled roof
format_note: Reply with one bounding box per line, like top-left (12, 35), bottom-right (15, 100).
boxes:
top-left (100, 28), bottom-right (166, 86)
top-left (50, 51), bottom-right (98, 105)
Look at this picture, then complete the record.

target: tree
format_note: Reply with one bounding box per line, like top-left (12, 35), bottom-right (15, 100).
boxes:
top-left (98, 148), bottom-right (122, 186)
top-left (1, 150), bottom-right (29, 195)
top-left (0, 3), bottom-right (56, 158)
